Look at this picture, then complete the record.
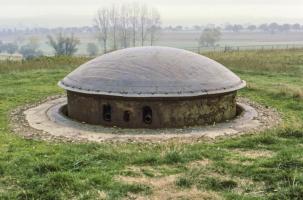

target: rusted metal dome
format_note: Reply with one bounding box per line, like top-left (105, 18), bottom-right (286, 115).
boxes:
top-left (59, 46), bottom-right (245, 98)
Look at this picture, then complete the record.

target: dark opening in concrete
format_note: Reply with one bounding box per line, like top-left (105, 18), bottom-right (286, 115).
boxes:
top-left (124, 111), bottom-right (130, 122)
top-left (103, 104), bottom-right (112, 122)
top-left (59, 103), bottom-right (246, 127)
top-left (143, 106), bottom-right (152, 124)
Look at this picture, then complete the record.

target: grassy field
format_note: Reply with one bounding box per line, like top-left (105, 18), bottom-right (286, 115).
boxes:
top-left (0, 49), bottom-right (303, 199)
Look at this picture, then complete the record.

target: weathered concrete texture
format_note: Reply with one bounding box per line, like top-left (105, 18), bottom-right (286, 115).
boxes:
top-left (59, 47), bottom-right (246, 97)
top-left (67, 91), bottom-right (237, 128)
top-left (59, 47), bottom-right (246, 129)
top-left (20, 97), bottom-right (280, 143)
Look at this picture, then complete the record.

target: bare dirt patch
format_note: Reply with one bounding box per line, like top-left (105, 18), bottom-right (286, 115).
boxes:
top-left (233, 176), bottom-right (265, 197)
top-left (119, 160), bottom-right (265, 199)
top-left (121, 165), bottom-right (182, 178)
top-left (226, 149), bottom-right (274, 167)
top-left (118, 163), bottom-right (221, 199)
top-left (96, 191), bottom-right (107, 200)
top-left (233, 149), bottom-right (274, 159)
top-left (192, 171), bottom-right (265, 197)
top-left (187, 159), bottom-right (212, 168)
top-left (118, 175), bottom-right (222, 200)
top-left (227, 158), bottom-right (252, 166)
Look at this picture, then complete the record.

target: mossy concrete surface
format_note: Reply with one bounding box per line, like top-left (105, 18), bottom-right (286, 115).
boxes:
top-left (66, 91), bottom-right (238, 128)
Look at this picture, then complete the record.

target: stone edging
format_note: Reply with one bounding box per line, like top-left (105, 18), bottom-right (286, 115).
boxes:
top-left (9, 96), bottom-right (281, 143)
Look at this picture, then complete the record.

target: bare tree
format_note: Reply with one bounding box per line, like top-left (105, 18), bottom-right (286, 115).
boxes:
top-left (138, 4), bottom-right (148, 46)
top-left (119, 4), bottom-right (131, 48)
top-left (95, 8), bottom-right (110, 53)
top-left (109, 5), bottom-right (119, 50)
top-left (199, 28), bottom-right (221, 47)
top-left (47, 33), bottom-right (80, 56)
top-left (94, 2), bottom-right (161, 50)
top-left (129, 3), bottom-right (139, 47)
top-left (147, 8), bottom-right (161, 46)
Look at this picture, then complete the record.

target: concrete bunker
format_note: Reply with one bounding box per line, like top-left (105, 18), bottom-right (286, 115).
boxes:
top-left (58, 46), bottom-right (246, 128)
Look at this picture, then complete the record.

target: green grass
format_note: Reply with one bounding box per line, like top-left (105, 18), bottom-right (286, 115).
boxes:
top-left (0, 50), bottom-right (303, 199)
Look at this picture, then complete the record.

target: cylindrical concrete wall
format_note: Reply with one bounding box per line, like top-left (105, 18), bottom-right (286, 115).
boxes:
top-left (66, 91), bottom-right (237, 128)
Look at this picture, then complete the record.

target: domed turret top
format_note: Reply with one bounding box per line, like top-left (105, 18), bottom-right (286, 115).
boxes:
top-left (59, 46), bottom-right (245, 97)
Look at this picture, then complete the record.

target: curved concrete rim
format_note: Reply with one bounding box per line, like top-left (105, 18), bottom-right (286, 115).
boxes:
top-left (58, 80), bottom-right (246, 98)
top-left (19, 97), bottom-right (276, 143)
top-left (58, 46), bottom-right (246, 98)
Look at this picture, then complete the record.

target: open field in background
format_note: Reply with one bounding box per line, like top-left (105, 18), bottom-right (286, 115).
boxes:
top-left (0, 49), bottom-right (303, 199)
top-left (158, 31), bottom-right (303, 49)
top-left (2, 31), bottom-right (303, 55)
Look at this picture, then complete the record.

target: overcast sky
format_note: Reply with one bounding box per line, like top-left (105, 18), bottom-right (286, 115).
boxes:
top-left (1, 0), bottom-right (303, 28)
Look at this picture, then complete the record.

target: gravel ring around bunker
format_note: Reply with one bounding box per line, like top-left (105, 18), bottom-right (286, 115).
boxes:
top-left (10, 95), bottom-right (281, 143)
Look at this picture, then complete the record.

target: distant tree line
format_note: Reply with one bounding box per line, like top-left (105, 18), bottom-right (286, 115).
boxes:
top-left (1, 20), bottom-right (302, 59)
top-left (162, 23), bottom-right (303, 33)
top-left (1, 22), bottom-right (302, 38)
top-left (196, 22), bottom-right (303, 48)
top-left (0, 27), bottom-right (97, 37)
top-left (224, 23), bottom-right (302, 34)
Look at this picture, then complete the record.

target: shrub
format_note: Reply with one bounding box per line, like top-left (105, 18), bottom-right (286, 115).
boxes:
top-left (87, 43), bottom-right (99, 56)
